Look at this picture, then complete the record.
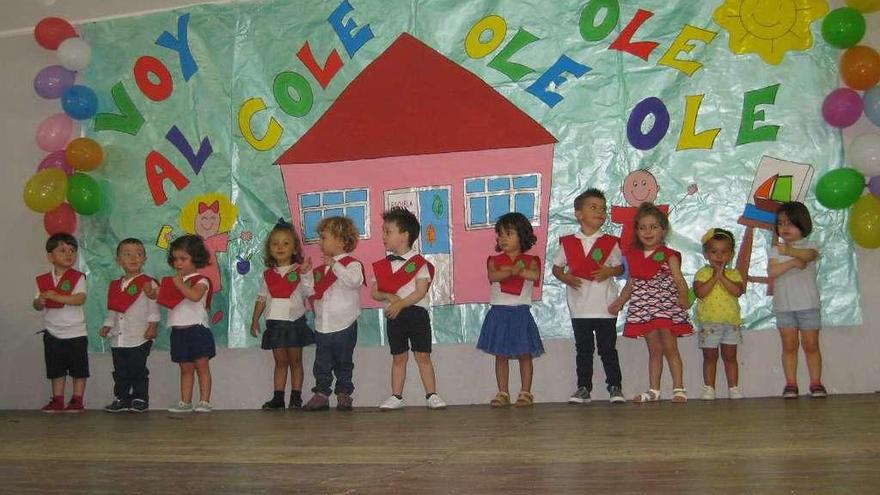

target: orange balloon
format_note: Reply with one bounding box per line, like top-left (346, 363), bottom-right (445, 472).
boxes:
top-left (841, 45), bottom-right (880, 91)
top-left (65, 137), bottom-right (104, 171)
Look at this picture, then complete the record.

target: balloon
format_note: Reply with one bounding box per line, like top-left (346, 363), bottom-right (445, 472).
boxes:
top-left (37, 150), bottom-right (74, 176)
top-left (849, 194), bottom-right (880, 249)
top-left (841, 46), bottom-right (880, 91)
top-left (61, 85), bottom-right (97, 120)
top-left (35, 113), bottom-right (74, 152)
top-left (43, 203), bottom-right (77, 235)
top-left (848, 133), bottom-right (880, 176)
top-left (845, 0), bottom-right (880, 13)
top-left (57, 38), bottom-right (91, 71)
top-left (65, 137), bottom-right (104, 171)
top-left (821, 7), bottom-right (866, 49)
top-left (687, 287), bottom-right (696, 307)
top-left (66, 173), bottom-right (103, 215)
top-left (863, 87), bottom-right (880, 128)
top-left (23, 169), bottom-right (67, 213)
top-left (869, 176), bottom-right (880, 198)
top-left (822, 88), bottom-right (863, 128)
top-left (33, 17), bottom-right (76, 50)
top-left (815, 168), bottom-right (865, 209)
top-left (33, 65), bottom-right (75, 99)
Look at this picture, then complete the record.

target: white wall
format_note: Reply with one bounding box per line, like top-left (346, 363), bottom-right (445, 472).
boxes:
top-left (1, 1), bottom-right (877, 409)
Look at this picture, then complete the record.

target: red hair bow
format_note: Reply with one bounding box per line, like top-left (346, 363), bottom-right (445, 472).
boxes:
top-left (198, 200), bottom-right (220, 214)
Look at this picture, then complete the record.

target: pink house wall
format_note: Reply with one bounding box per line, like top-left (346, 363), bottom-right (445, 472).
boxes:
top-left (279, 143), bottom-right (554, 308)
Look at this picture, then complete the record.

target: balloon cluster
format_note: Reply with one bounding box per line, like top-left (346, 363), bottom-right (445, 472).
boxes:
top-left (815, 2), bottom-right (880, 249)
top-left (26, 17), bottom-right (105, 235)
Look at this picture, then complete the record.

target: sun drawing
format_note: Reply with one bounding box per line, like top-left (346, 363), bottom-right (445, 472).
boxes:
top-left (714, 0), bottom-right (829, 65)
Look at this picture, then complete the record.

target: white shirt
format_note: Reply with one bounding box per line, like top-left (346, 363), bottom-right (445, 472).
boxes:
top-left (166, 273), bottom-right (210, 327)
top-left (552, 230), bottom-right (622, 318)
top-left (102, 275), bottom-right (160, 348)
top-left (39, 270), bottom-right (87, 339)
top-left (769, 239), bottom-right (821, 312)
top-left (490, 278), bottom-right (535, 306)
top-left (313, 254), bottom-right (363, 333)
top-left (371, 249), bottom-right (432, 310)
top-left (257, 264), bottom-right (315, 321)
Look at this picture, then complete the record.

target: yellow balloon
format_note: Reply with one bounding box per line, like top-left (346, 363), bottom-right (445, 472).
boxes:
top-left (849, 194), bottom-right (880, 249)
top-left (846, 0), bottom-right (880, 13)
top-left (23, 168), bottom-right (67, 213)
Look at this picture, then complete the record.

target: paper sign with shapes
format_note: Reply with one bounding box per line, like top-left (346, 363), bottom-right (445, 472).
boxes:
top-left (742, 156), bottom-right (815, 225)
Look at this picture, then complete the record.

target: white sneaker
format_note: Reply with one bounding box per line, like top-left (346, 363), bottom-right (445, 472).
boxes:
top-left (168, 401), bottom-right (193, 413)
top-left (728, 386), bottom-right (744, 400)
top-left (426, 394), bottom-right (447, 410)
top-left (194, 401), bottom-right (213, 413)
top-left (700, 385), bottom-right (716, 401)
top-left (379, 395), bottom-right (405, 410)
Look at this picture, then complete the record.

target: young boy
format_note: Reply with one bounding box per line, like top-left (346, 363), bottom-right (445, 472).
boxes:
top-left (33, 233), bottom-right (89, 412)
top-left (100, 238), bottom-right (160, 412)
top-left (552, 189), bottom-right (626, 404)
top-left (303, 216), bottom-right (364, 412)
top-left (371, 208), bottom-right (447, 411)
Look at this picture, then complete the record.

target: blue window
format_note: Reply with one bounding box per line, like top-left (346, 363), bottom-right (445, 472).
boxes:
top-left (464, 174), bottom-right (540, 229)
top-left (299, 188), bottom-right (370, 242)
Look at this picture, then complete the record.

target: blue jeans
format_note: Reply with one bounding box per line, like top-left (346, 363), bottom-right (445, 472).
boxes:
top-left (312, 322), bottom-right (357, 396)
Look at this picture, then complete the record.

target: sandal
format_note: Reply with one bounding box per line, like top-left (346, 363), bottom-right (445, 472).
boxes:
top-left (490, 391), bottom-right (510, 408)
top-left (672, 388), bottom-right (688, 403)
top-left (633, 389), bottom-right (660, 403)
top-left (514, 390), bottom-right (534, 407)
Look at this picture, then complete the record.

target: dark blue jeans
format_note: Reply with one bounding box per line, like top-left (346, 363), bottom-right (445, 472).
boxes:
top-left (312, 322), bottom-right (357, 396)
top-left (111, 340), bottom-right (152, 403)
top-left (572, 318), bottom-right (621, 391)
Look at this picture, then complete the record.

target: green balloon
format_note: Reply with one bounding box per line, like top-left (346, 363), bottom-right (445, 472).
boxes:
top-left (821, 7), bottom-right (866, 49)
top-left (687, 287), bottom-right (697, 307)
top-left (816, 168), bottom-right (865, 210)
top-left (67, 172), bottom-right (103, 215)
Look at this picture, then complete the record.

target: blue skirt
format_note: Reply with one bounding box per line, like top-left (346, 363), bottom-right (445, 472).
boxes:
top-left (477, 305), bottom-right (544, 358)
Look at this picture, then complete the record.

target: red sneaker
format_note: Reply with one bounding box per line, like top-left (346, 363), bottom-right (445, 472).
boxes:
top-left (64, 397), bottom-right (85, 413)
top-left (41, 396), bottom-right (65, 413)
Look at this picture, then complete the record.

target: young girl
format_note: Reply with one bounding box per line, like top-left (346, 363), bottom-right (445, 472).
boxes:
top-left (768, 201), bottom-right (824, 399)
top-left (693, 228), bottom-right (745, 400)
top-left (250, 221), bottom-right (315, 410)
top-left (476, 212), bottom-right (544, 408)
top-left (147, 234), bottom-right (216, 413)
top-left (609, 203), bottom-right (692, 403)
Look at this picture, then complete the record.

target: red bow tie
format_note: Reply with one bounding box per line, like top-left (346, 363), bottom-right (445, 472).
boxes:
top-left (198, 200), bottom-right (219, 214)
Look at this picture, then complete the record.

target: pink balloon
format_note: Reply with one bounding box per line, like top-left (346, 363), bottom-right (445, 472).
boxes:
top-left (869, 176), bottom-right (880, 198)
top-left (36, 113), bottom-right (75, 152)
top-left (823, 88), bottom-right (864, 128)
top-left (43, 203), bottom-right (77, 235)
top-left (37, 150), bottom-right (74, 176)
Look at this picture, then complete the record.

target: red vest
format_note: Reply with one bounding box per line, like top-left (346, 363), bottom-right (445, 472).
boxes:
top-left (626, 246), bottom-right (680, 279)
top-left (36, 269), bottom-right (84, 309)
top-left (157, 274), bottom-right (212, 310)
top-left (263, 267), bottom-right (302, 298)
top-left (372, 254), bottom-right (435, 295)
top-left (560, 234), bottom-right (619, 280)
top-left (491, 253), bottom-right (541, 295)
top-left (107, 274), bottom-right (156, 313)
top-left (310, 256), bottom-right (364, 302)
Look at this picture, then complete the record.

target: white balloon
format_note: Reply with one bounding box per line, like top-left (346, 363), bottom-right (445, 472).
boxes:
top-left (57, 38), bottom-right (91, 71)
top-left (848, 133), bottom-right (880, 177)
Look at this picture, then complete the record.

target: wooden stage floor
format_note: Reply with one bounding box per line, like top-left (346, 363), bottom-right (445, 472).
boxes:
top-left (1, 394), bottom-right (878, 494)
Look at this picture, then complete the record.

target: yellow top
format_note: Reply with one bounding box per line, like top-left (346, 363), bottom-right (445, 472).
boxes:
top-left (694, 266), bottom-right (743, 325)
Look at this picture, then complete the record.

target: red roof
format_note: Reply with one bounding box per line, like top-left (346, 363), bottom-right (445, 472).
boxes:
top-left (276, 33), bottom-right (556, 165)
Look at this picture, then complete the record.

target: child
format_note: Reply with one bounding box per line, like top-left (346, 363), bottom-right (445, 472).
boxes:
top-left (552, 189), bottom-right (626, 404)
top-left (767, 201), bottom-right (824, 399)
top-left (371, 207), bottom-right (447, 411)
top-left (477, 212), bottom-right (545, 408)
top-left (33, 233), bottom-right (89, 413)
top-left (302, 216), bottom-right (364, 412)
top-left (608, 203), bottom-right (692, 403)
top-left (99, 238), bottom-right (160, 412)
top-left (250, 220), bottom-right (315, 410)
top-left (147, 234), bottom-right (216, 413)
top-left (693, 228), bottom-right (745, 401)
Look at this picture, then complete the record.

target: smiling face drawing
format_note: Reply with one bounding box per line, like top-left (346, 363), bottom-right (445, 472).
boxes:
top-left (621, 170), bottom-right (659, 207)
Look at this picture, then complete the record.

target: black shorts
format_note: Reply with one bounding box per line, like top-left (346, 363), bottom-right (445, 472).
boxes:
top-left (261, 317), bottom-right (315, 349)
top-left (386, 306), bottom-right (432, 355)
top-left (43, 332), bottom-right (89, 379)
top-left (170, 325), bottom-right (216, 363)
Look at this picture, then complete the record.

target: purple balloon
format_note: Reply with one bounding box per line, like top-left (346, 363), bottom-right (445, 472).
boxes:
top-left (33, 65), bottom-right (76, 100)
top-left (822, 88), bottom-right (864, 128)
top-left (37, 150), bottom-right (73, 176)
top-left (869, 176), bottom-right (880, 198)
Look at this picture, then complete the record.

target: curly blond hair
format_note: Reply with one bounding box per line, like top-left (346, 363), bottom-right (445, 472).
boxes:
top-left (317, 216), bottom-right (359, 253)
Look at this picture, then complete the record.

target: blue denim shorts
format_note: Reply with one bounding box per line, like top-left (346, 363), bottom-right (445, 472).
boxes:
top-left (697, 323), bottom-right (742, 348)
top-left (170, 324), bottom-right (216, 363)
top-left (775, 308), bottom-right (821, 330)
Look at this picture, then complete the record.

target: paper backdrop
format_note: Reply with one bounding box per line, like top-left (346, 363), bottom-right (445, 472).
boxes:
top-left (75, 0), bottom-right (859, 351)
